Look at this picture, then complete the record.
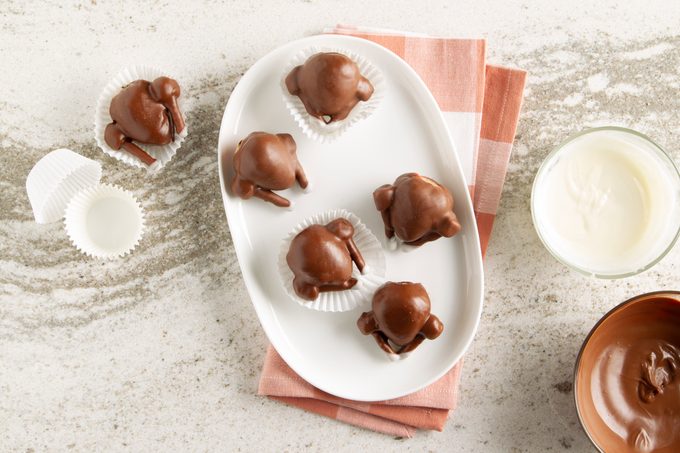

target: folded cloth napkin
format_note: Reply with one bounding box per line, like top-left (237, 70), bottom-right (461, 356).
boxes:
top-left (258, 25), bottom-right (527, 437)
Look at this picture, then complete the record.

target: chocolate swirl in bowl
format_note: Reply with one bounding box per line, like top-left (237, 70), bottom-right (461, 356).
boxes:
top-left (575, 292), bottom-right (680, 453)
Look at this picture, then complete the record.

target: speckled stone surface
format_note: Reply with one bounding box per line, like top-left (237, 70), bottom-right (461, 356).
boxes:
top-left (2, 1), bottom-right (680, 451)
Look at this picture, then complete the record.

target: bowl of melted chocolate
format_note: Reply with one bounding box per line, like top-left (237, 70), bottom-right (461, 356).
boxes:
top-left (574, 291), bottom-right (680, 453)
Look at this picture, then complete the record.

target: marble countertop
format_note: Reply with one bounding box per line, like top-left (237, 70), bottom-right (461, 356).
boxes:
top-left (3, 1), bottom-right (680, 451)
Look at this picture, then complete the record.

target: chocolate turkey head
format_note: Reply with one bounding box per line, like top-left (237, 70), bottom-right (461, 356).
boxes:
top-left (357, 282), bottom-right (444, 356)
top-left (105, 77), bottom-right (185, 166)
top-left (286, 218), bottom-right (365, 301)
top-left (231, 132), bottom-right (308, 208)
top-left (373, 173), bottom-right (461, 247)
top-left (285, 52), bottom-right (374, 124)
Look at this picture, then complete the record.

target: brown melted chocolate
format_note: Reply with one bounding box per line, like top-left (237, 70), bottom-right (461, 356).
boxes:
top-left (286, 218), bottom-right (365, 301)
top-left (373, 173), bottom-right (461, 246)
top-left (575, 293), bottom-right (680, 452)
top-left (357, 282), bottom-right (443, 355)
top-left (105, 77), bottom-right (185, 165)
top-left (285, 52), bottom-right (374, 124)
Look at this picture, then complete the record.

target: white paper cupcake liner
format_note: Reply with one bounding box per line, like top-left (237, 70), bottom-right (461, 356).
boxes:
top-left (386, 340), bottom-right (411, 362)
top-left (26, 148), bottom-right (102, 224)
top-left (278, 209), bottom-right (386, 312)
top-left (94, 65), bottom-right (188, 171)
top-left (384, 236), bottom-right (418, 253)
top-left (64, 183), bottom-right (145, 259)
top-left (281, 47), bottom-right (384, 143)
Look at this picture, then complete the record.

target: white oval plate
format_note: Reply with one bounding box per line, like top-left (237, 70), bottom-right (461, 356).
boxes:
top-left (217, 35), bottom-right (484, 401)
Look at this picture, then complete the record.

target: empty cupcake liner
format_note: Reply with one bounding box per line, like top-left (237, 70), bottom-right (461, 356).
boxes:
top-left (278, 208), bottom-right (386, 312)
top-left (281, 46), bottom-right (383, 143)
top-left (64, 183), bottom-right (145, 259)
top-left (26, 148), bottom-right (102, 224)
top-left (26, 149), bottom-right (146, 259)
top-left (94, 65), bottom-right (188, 171)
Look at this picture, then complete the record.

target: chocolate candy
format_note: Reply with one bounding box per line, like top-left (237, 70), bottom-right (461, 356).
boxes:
top-left (373, 173), bottom-right (461, 246)
top-left (575, 293), bottom-right (680, 452)
top-left (285, 52), bottom-right (374, 124)
top-left (105, 77), bottom-right (185, 165)
top-left (286, 218), bottom-right (365, 301)
top-left (358, 282), bottom-right (443, 355)
top-left (231, 132), bottom-right (308, 208)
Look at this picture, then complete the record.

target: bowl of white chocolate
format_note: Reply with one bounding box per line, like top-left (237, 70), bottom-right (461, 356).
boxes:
top-left (531, 126), bottom-right (680, 278)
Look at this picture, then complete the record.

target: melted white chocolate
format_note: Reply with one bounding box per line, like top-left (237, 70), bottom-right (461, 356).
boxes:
top-left (534, 130), bottom-right (678, 275)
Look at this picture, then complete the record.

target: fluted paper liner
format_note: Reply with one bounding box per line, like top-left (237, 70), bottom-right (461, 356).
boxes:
top-left (385, 340), bottom-right (412, 362)
top-left (94, 65), bottom-right (188, 172)
top-left (26, 148), bottom-right (102, 224)
top-left (64, 184), bottom-right (145, 259)
top-left (281, 47), bottom-right (383, 143)
top-left (278, 209), bottom-right (386, 312)
top-left (385, 236), bottom-right (418, 253)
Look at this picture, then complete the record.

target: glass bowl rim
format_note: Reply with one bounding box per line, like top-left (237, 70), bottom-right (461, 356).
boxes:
top-left (572, 290), bottom-right (680, 451)
top-left (530, 125), bottom-right (680, 279)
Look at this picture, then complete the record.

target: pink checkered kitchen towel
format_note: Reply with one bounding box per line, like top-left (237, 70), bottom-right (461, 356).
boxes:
top-left (258, 25), bottom-right (527, 437)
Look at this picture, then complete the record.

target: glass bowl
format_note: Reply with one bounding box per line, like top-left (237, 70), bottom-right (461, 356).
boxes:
top-left (573, 291), bottom-right (680, 452)
top-left (531, 126), bottom-right (680, 278)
